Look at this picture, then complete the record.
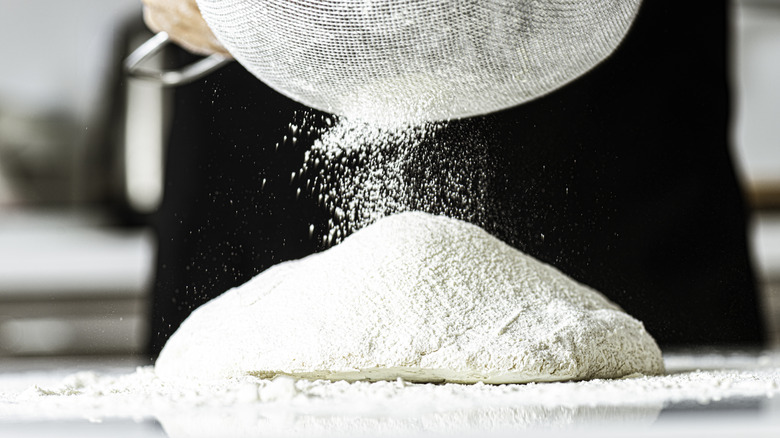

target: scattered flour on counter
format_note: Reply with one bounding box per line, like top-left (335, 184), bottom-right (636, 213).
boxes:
top-left (154, 211), bottom-right (663, 383)
top-left (3, 353), bottom-right (780, 437)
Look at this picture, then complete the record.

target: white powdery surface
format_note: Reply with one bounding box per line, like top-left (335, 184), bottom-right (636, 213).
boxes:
top-left (2, 353), bottom-right (780, 436)
top-left (155, 212), bottom-right (662, 383)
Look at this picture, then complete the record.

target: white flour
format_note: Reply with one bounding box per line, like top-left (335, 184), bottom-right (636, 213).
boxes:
top-left (154, 212), bottom-right (663, 383)
top-left (298, 117), bottom-right (504, 247)
top-left (2, 353), bottom-right (780, 437)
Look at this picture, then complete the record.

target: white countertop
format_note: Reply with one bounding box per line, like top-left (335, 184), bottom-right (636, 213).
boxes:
top-left (1, 351), bottom-right (779, 438)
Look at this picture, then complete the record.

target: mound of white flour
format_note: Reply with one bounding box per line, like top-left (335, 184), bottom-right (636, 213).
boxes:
top-left (155, 212), bottom-right (663, 383)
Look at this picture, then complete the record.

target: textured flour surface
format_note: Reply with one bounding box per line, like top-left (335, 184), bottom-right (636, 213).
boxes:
top-left (155, 212), bottom-right (663, 383)
top-left (2, 353), bottom-right (780, 437)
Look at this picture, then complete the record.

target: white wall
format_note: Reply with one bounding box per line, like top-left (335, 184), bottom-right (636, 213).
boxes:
top-left (0, 0), bottom-right (141, 118)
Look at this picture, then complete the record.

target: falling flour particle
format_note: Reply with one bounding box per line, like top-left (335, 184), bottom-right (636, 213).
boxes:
top-left (155, 212), bottom-right (663, 384)
top-left (300, 116), bottom-right (505, 246)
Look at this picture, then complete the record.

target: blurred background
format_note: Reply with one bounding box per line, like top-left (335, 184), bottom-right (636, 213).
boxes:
top-left (0, 0), bottom-right (778, 360)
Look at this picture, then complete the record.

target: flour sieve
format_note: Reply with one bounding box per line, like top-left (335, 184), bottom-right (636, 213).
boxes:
top-left (131, 0), bottom-right (643, 124)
